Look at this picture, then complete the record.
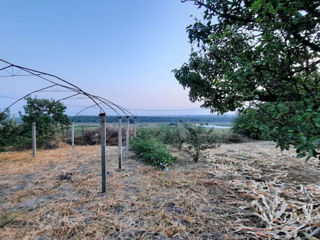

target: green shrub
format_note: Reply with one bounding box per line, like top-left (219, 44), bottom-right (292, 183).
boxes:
top-left (184, 124), bottom-right (218, 162)
top-left (159, 124), bottom-right (187, 150)
top-left (232, 108), bottom-right (271, 140)
top-left (130, 135), bottom-right (176, 170)
top-left (233, 103), bottom-right (320, 160)
top-left (0, 110), bottom-right (26, 152)
top-left (136, 127), bottom-right (161, 139)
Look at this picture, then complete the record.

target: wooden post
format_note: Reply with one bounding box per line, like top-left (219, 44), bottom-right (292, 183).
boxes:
top-left (100, 113), bottom-right (106, 193)
top-left (134, 117), bottom-right (137, 138)
top-left (71, 121), bottom-right (75, 147)
top-left (32, 122), bottom-right (36, 158)
top-left (125, 116), bottom-right (130, 159)
top-left (118, 117), bottom-right (122, 169)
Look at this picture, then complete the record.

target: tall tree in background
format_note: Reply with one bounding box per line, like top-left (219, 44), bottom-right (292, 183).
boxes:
top-left (20, 97), bottom-right (70, 138)
top-left (174, 0), bottom-right (320, 159)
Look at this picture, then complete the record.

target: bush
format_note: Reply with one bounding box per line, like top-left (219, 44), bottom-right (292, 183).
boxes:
top-left (130, 135), bottom-right (176, 170)
top-left (232, 108), bottom-right (271, 140)
top-left (0, 110), bottom-right (26, 152)
top-left (159, 124), bottom-right (187, 150)
top-left (137, 127), bottom-right (161, 139)
top-left (39, 136), bottom-right (60, 149)
top-left (81, 129), bottom-right (100, 145)
top-left (233, 103), bottom-right (320, 160)
top-left (184, 124), bottom-right (218, 162)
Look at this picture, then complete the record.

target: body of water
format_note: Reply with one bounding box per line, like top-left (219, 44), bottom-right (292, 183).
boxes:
top-left (194, 124), bottom-right (231, 129)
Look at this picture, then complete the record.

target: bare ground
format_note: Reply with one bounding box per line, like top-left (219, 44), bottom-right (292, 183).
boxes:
top-left (0, 141), bottom-right (319, 239)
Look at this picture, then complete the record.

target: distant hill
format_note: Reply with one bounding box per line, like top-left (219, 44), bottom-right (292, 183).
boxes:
top-left (70, 115), bottom-right (237, 123)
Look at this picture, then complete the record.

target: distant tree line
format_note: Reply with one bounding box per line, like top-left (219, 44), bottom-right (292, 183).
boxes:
top-left (70, 115), bottom-right (236, 124)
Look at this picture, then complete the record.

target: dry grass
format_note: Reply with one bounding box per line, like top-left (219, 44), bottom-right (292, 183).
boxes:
top-left (0, 141), bottom-right (319, 239)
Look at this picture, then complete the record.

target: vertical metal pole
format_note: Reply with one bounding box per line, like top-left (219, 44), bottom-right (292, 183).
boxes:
top-left (100, 113), bottom-right (106, 193)
top-left (32, 122), bottom-right (36, 158)
top-left (125, 116), bottom-right (130, 159)
top-left (134, 117), bottom-right (137, 138)
top-left (71, 121), bottom-right (75, 148)
top-left (118, 117), bottom-right (122, 169)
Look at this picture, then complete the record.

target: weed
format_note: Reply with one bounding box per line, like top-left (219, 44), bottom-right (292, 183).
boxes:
top-left (0, 210), bottom-right (19, 228)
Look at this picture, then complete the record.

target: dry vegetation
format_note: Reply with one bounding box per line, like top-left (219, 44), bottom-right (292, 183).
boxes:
top-left (73, 127), bottom-right (134, 146)
top-left (0, 141), bottom-right (319, 239)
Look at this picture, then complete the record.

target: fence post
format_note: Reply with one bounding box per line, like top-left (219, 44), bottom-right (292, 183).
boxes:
top-left (32, 122), bottom-right (36, 158)
top-left (100, 113), bottom-right (106, 193)
top-left (125, 116), bottom-right (130, 159)
top-left (118, 116), bottom-right (122, 169)
top-left (71, 121), bottom-right (75, 148)
top-left (134, 117), bottom-right (137, 138)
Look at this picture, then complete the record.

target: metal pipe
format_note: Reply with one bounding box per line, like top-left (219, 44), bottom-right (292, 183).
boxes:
top-left (125, 116), bottom-right (130, 159)
top-left (118, 117), bottom-right (122, 169)
top-left (32, 122), bottom-right (36, 158)
top-left (100, 113), bottom-right (106, 193)
top-left (134, 117), bottom-right (137, 137)
top-left (71, 121), bottom-right (75, 147)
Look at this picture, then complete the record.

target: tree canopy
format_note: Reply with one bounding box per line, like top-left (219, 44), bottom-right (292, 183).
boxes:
top-left (20, 97), bottom-right (70, 138)
top-left (0, 110), bottom-right (20, 152)
top-left (174, 0), bottom-right (320, 159)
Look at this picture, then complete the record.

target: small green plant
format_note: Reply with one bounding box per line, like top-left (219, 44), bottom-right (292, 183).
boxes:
top-left (184, 124), bottom-right (218, 162)
top-left (0, 210), bottom-right (19, 228)
top-left (131, 134), bottom-right (176, 170)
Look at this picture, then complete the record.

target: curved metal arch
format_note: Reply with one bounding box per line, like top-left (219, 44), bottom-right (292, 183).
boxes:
top-left (0, 58), bottom-right (132, 117)
top-left (4, 84), bottom-right (57, 112)
top-left (71, 102), bottom-right (106, 122)
top-left (93, 95), bottom-right (133, 117)
top-left (0, 58), bottom-right (104, 113)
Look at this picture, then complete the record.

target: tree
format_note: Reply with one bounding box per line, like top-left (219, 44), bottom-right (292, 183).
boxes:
top-left (232, 104), bottom-right (273, 140)
top-left (174, 0), bottom-right (320, 159)
top-left (233, 108), bottom-right (266, 140)
top-left (20, 97), bottom-right (70, 138)
top-left (0, 110), bottom-right (20, 152)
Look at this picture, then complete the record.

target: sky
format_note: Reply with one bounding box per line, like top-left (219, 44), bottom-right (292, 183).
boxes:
top-left (0, 0), bottom-right (215, 116)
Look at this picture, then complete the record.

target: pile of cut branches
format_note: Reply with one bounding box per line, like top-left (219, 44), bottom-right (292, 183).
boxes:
top-left (234, 179), bottom-right (320, 239)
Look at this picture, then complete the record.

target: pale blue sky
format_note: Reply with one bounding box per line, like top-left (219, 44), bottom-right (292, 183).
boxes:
top-left (0, 0), bottom-right (213, 116)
